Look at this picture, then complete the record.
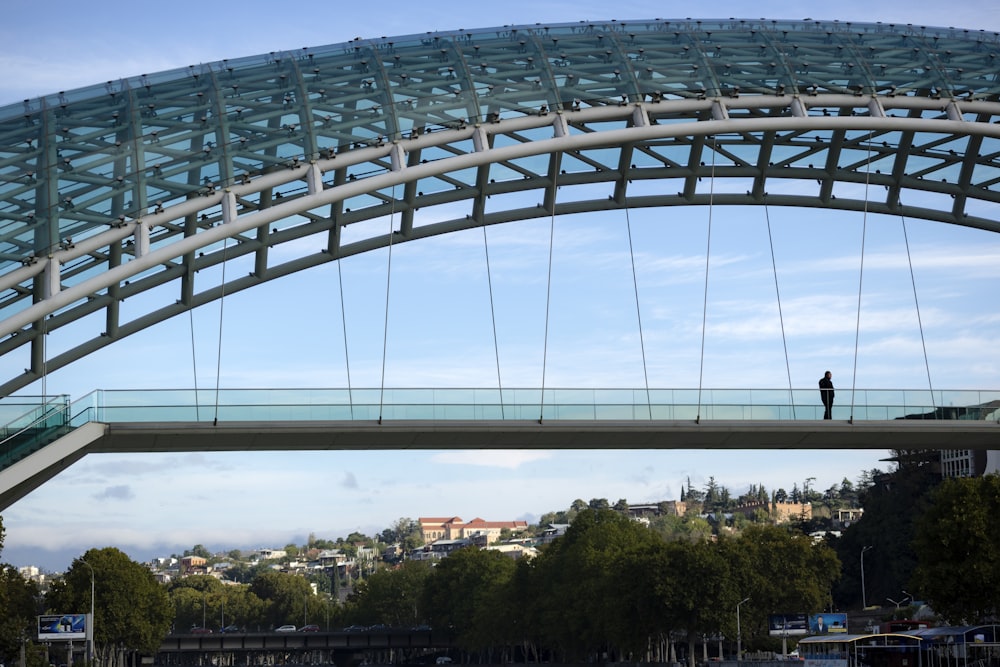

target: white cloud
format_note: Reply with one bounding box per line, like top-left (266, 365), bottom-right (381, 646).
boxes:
top-left (431, 450), bottom-right (553, 469)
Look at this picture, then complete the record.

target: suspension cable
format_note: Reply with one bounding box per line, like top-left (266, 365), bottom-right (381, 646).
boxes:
top-left (189, 309), bottom-right (200, 422)
top-left (900, 212), bottom-right (936, 410)
top-left (337, 259), bottom-right (354, 420)
top-left (696, 136), bottom-right (717, 424)
top-left (539, 165), bottom-right (559, 423)
top-left (212, 236), bottom-right (230, 427)
top-left (482, 224), bottom-right (505, 419)
top-left (624, 204), bottom-right (652, 420)
top-left (378, 184), bottom-right (398, 424)
top-left (850, 132), bottom-right (874, 423)
top-left (763, 196), bottom-right (796, 419)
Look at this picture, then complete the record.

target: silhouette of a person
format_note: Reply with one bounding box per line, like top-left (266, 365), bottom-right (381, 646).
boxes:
top-left (819, 371), bottom-right (834, 420)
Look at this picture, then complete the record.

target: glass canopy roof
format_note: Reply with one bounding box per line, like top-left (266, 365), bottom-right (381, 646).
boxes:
top-left (2, 18), bottom-right (998, 271)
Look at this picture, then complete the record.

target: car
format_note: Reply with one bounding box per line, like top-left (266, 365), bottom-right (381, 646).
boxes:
top-left (343, 625), bottom-right (366, 632)
top-left (221, 625), bottom-right (242, 634)
top-left (366, 624), bottom-right (390, 632)
top-left (275, 625), bottom-right (297, 633)
top-left (436, 658), bottom-right (452, 665)
top-left (190, 627), bottom-right (213, 635)
top-left (299, 624), bottom-right (320, 632)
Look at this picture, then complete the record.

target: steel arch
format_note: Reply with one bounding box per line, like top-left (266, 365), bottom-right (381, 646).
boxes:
top-left (1, 18), bottom-right (1000, 396)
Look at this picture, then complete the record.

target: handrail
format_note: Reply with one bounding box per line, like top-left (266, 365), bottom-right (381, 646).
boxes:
top-left (52, 388), bottom-right (1000, 424)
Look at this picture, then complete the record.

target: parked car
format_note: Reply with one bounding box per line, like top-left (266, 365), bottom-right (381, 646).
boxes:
top-left (275, 625), bottom-right (297, 632)
top-left (190, 627), bottom-right (212, 634)
top-left (299, 625), bottom-right (320, 632)
top-left (343, 625), bottom-right (366, 632)
top-left (221, 625), bottom-right (242, 634)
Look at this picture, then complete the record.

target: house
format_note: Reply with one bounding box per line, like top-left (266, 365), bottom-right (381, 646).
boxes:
top-left (418, 516), bottom-right (528, 545)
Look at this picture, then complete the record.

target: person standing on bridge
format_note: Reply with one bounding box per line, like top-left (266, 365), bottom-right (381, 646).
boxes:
top-left (819, 371), bottom-right (834, 420)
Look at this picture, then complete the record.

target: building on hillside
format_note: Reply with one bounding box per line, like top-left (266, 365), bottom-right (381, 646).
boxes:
top-left (180, 556), bottom-right (207, 575)
top-left (409, 539), bottom-right (472, 561)
top-left (772, 501), bottom-right (812, 523)
top-left (732, 500), bottom-right (811, 524)
top-left (486, 543), bottom-right (539, 560)
top-left (834, 508), bottom-right (864, 527)
top-left (538, 523), bottom-right (570, 544)
top-left (940, 449), bottom-right (1000, 478)
top-left (626, 500), bottom-right (687, 518)
top-left (418, 516), bottom-right (528, 545)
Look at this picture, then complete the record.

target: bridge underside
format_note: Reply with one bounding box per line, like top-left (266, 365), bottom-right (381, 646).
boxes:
top-left (92, 418), bottom-right (1000, 451)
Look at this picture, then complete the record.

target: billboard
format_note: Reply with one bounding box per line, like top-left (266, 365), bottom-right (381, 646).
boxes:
top-left (809, 613), bottom-right (848, 634)
top-left (37, 614), bottom-right (88, 641)
top-left (769, 613), bottom-right (808, 636)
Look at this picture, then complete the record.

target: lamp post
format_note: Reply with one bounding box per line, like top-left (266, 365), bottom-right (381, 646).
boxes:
top-left (887, 594), bottom-right (911, 611)
top-left (736, 597), bottom-right (750, 662)
top-left (860, 546), bottom-right (873, 608)
top-left (79, 559), bottom-right (95, 666)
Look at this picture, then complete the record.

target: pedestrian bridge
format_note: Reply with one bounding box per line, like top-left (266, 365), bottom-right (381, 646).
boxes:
top-left (2, 19), bottom-right (1000, 509)
top-left (0, 387), bottom-right (997, 510)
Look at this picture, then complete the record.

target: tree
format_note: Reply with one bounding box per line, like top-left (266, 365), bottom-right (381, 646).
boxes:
top-left (660, 538), bottom-right (733, 667)
top-left (723, 525), bottom-right (840, 649)
top-left (345, 559), bottom-right (432, 627)
top-left (526, 509), bottom-right (666, 661)
top-left (46, 548), bottom-right (172, 665)
top-left (249, 570), bottom-right (313, 629)
top-left (913, 475), bottom-right (1000, 623)
top-left (184, 544), bottom-right (211, 559)
top-left (167, 575), bottom-right (266, 632)
top-left (833, 463), bottom-right (936, 610)
top-left (0, 564), bottom-right (43, 667)
top-left (422, 546), bottom-right (516, 652)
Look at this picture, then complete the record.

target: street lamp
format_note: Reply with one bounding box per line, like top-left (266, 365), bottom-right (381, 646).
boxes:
top-left (79, 558), bottom-right (95, 666)
top-left (887, 594), bottom-right (911, 611)
top-left (736, 597), bottom-right (750, 662)
top-left (860, 546), bottom-right (873, 608)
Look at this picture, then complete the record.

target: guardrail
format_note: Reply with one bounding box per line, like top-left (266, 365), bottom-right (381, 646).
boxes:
top-left (0, 395), bottom-right (72, 469)
top-left (50, 387), bottom-right (1000, 423)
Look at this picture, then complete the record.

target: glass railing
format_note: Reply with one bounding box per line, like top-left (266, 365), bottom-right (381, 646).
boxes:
top-left (61, 388), bottom-right (1000, 424)
top-left (0, 395), bottom-right (72, 469)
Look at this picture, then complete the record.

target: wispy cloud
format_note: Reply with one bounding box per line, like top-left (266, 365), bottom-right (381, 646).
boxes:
top-left (431, 450), bottom-right (553, 469)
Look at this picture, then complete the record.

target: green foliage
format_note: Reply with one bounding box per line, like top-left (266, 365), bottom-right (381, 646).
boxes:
top-left (527, 509), bottom-right (666, 660)
top-left (167, 575), bottom-right (265, 631)
top-left (833, 463), bottom-right (936, 609)
top-left (422, 546), bottom-right (516, 650)
top-left (913, 475), bottom-right (1000, 623)
top-left (249, 570), bottom-right (314, 629)
top-left (723, 525), bottom-right (840, 645)
top-left (0, 564), bottom-right (42, 666)
top-left (46, 548), bottom-right (172, 657)
top-left (345, 559), bottom-right (432, 627)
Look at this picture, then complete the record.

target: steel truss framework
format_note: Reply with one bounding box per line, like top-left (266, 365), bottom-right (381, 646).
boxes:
top-left (1, 18), bottom-right (999, 396)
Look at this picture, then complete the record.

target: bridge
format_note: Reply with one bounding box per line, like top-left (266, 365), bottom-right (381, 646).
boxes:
top-left (156, 627), bottom-right (455, 667)
top-left (2, 18), bottom-right (1000, 508)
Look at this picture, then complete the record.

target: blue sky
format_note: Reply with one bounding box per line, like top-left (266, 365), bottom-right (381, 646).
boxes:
top-left (1, 0), bottom-right (998, 572)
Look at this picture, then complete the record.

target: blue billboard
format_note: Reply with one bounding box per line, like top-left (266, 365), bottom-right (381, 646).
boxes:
top-left (37, 614), bottom-right (88, 641)
top-left (809, 613), bottom-right (848, 634)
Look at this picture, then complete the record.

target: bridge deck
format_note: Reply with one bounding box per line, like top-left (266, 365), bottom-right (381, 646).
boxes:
top-left (94, 419), bottom-right (1000, 452)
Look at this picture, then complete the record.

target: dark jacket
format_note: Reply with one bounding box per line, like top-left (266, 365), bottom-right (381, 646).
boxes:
top-left (819, 376), bottom-right (834, 403)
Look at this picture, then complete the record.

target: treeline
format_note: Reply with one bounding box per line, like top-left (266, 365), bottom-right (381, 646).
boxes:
top-left (3, 474), bottom-right (999, 667)
top-left (344, 511), bottom-right (839, 664)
